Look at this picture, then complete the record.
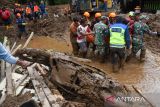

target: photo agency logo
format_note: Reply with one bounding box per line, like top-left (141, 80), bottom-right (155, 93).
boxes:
top-left (105, 95), bottom-right (145, 104)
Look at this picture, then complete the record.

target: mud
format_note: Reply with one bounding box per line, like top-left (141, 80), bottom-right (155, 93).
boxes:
top-left (27, 6), bottom-right (71, 38)
top-left (24, 36), bottom-right (160, 106)
top-left (0, 92), bottom-right (33, 107)
top-left (16, 48), bottom-right (151, 107)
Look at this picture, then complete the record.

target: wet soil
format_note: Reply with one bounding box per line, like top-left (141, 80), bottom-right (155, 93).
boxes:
top-left (0, 92), bottom-right (33, 107)
top-left (27, 36), bottom-right (160, 106)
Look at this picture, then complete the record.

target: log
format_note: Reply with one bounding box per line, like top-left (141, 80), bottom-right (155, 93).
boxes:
top-left (132, 85), bottom-right (155, 107)
top-left (22, 32), bottom-right (34, 48)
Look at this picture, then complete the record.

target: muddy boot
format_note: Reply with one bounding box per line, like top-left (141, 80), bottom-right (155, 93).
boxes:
top-left (140, 48), bottom-right (146, 62)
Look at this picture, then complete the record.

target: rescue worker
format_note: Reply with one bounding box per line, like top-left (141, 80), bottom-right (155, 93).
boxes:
top-left (77, 18), bottom-right (94, 58)
top-left (87, 13), bottom-right (102, 58)
top-left (132, 13), bottom-right (158, 61)
top-left (109, 16), bottom-right (130, 72)
top-left (109, 12), bottom-right (117, 25)
top-left (70, 17), bottom-right (80, 56)
top-left (94, 16), bottom-right (108, 63)
top-left (25, 6), bottom-right (32, 20)
top-left (0, 7), bottom-right (11, 28)
top-left (14, 4), bottom-right (24, 18)
top-left (126, 11), bottom-right (135, 36)
top-left (125, 11), bottom-right (135, 61)
top-left (83, 12), bottom-right (91, 26)
top-left (33, 3), bottom-right (40, 20)
top-left (16, 13), bottom-right (28, 40)
top-left (90, 12), bottom-right (102, 30)
top-left (39, 1), bottom-right (46, 18)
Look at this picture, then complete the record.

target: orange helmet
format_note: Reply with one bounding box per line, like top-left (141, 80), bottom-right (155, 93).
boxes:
top-left (109, 12), bottom-right (116, 18)
top-left (95, 13), bottom-right (102, 18)
top-left (86, 34), bottom-right (94, 43)
top-left (83, 12), bottom-right (90, 18)
top-left (17, 13), bottom-right (21, 17)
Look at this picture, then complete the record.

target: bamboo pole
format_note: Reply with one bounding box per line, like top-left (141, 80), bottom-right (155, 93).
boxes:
top-left (11, 44), bottom-right (22, 55)
top-left (22, 32), bottom-right (34, 48)
top-left (132, 85), bottom-right (155, 107)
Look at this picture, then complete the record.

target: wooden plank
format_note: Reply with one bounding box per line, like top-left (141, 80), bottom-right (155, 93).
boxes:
top-left (33, 67), bottom-right (64, 107)
top-left (15, 76), bottom-right (30, 96)
top-left (27, 67), bottom-right (51, 107)
top-left (10, 42), bottom-right (17, 52)
top-left (0, 73), bottom-right (24, 104)
top-left (15, 74), bottom-right (28, 89)
top-left (5, 44), bottom-right (14, 95)
top-left (0, 36), bottom-right (8, 80)
top-left (22, 32), bottom-right (34, 48)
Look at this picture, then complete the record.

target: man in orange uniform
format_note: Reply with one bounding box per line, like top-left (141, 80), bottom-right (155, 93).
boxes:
top-left (70, 17), bottom-right (80, 56)
top-left (33, 3), bottom-right (40, 20)
top-left (25, 6), bottom-right (32, 20)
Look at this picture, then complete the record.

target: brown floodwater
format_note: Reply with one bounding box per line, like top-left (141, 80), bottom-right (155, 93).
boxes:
top-left (28, 36), bottom-right (160, 106)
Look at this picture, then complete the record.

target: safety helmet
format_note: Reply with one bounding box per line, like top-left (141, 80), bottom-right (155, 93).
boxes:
top-left (129, 11), bottom-right (135, 17)
top-left (95, 13), bottom-right (102, 18)
top-left (109, 12), bottom-right (116, 18)
top-left (83, 12), bottom-right (90, 18)
top-left (17, 13), bottom-right (21, 17)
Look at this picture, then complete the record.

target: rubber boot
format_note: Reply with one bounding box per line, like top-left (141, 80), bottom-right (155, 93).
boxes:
top-left (140, 48), bottom-right (146, 62)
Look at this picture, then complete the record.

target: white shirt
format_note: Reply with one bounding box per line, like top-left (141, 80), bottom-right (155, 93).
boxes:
top-left (77, 25), bottom-right (88, 43)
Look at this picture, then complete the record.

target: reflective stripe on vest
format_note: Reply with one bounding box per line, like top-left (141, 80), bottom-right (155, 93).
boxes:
top-left (109, 27), bottom-right (125, 47)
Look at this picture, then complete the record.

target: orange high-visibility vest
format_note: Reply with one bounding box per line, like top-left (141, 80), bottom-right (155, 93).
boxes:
top-left (26, 7), bottom-right (31, 14)
top-left (34, 5), bottom-right (39, 12)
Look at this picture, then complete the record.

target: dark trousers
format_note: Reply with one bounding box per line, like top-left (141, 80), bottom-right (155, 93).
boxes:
top-left (110, 47), bottom-right (125, 66)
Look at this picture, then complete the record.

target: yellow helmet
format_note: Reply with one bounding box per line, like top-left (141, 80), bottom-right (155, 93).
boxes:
top-left (109, 12), bottom-right (116, 18)
top-left (83, 12), bottom-right (90, 18)
top-left (95, 13), bottom-right (102, 18)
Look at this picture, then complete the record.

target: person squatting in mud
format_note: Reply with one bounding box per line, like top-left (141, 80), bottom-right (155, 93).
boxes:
top-left (70, 11), bottom-right (160, 72)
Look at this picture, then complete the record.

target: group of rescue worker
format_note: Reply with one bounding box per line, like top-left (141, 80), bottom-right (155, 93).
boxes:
top-left (0, 1), bottom-right (47, 39)
top-left (70, 10), bottom-right (160, 72)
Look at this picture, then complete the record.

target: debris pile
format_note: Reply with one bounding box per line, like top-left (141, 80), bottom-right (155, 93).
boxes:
top-left (145, 14), bottom-right (160, 54)
top-left (28, 6), bottom-right (71, 37)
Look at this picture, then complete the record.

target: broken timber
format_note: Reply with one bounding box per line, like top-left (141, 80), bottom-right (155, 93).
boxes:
top-left (5, 43), bottom-right (14, 95)
top-left (0, 36), bottom-right (8, 80)
top-left (27, 66), bottom-right (64, 107)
